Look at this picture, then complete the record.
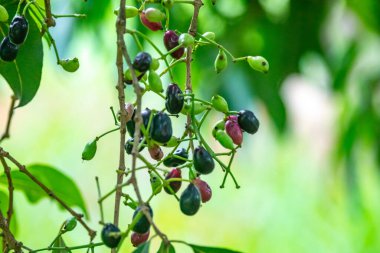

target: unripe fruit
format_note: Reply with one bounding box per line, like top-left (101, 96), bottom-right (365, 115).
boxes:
top-left (150, 112), bottom-right (173, 143)
top-left (123, 68), bottom-right (145, 84)
top-left (140, 11), bottom-right (162, 31)
top-left (163, 148), bottom-right (188, 167)
top-left (215, 130), bottom-right (234, 150)
top-left (238, 110), bottom-right (259, 134)
top-left (59, 58), bottom-right (80, 72)
top-left (63, 217), bottom-right (77, 232)
top-left (211, 95), bottom-right (229, 113)
top-left (193, 178), bottom-right (212, 203)
top-left (0, 37), bottom-right (18, 62)
top-left (162, 136), bottom-right (180, 147)
top-left (212, 119), bottom-right (225, 138)
top-left (81, 140), bottom-right (97, 160)
top-left (247, 56), bottom-right (269, 74)
top-left (101, 223), bottom-right (121, 249)
top-left (114, 6), bottom-right (139, 18)
top-left (225, 119), bottom-right (243, 145)
top-left (164, 168), bottom-right (182, 194)
top-left (9, 15), bottom-right (29, 44)
top-left (145, 7), bottom-right (165, 22)
top-left (150, 172), bottom-right (162, 195)
top-left (148, 71), bottom-right (163, 93)
top-left (133, 52), bottom-right (152, 72)
top-left (163, 30), bottom-right (184, 59)
top-left (180, 183), bottom-right (201, 216)
top-left (131, 231), bottom-right (150, 247)
top-left (214, 49), bottom-right (227, 74)
top-left (193, 146), bottom-right (215, 174)
top-left (0, 5), bottom-right (9, 22)
top-left (178, 33), bottom-right (194, 47)
top-left (165, 83), bottom-right (184, 114)
top-left (132, 206), bottom-right (153, 234)
top-left (150, 58), bottom-right (160, 71)
top-left (201, 31), bottom-right (215, 41)
top-left (181, 101), bottom-right (209, 115)
top-left (148, 144), bottom-right (164, 161)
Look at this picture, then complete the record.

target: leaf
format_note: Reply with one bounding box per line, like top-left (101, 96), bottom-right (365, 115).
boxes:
top-left (0, 3), bottom-right (43, 107)
top-left (0, 164), bottom-right (88, 217)
top-left (133, 241), bottom-right (150, 253)
top-left (157, 241), bottom-right (175, 253)
top-left (52, 236), bottom-right (72, 253)
top-left (189, 244), bottom-right (242, 253)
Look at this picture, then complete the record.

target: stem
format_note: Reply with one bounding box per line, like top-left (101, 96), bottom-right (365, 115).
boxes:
top-left (43, 0), bottom-right (56, 27)
top-left (95, 177), bottom-right (105, 224)
top-left (95, 127), bottom-right (120, 141)
top-left (0, 157), bottom-right (14, 228)
top-left (29, 242), bottom-right (104, 252)
top-left (0, 96), bottom-right (17, 144)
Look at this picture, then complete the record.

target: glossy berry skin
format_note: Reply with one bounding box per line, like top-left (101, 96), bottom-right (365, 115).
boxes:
top-left (132, 206), bottom-right (153, 234)
top-left (125, 137), bottom-right (145, 154)
top-left (133, 52), bottom-right (152, 73)
top-left (140, 11), bottom-right (162, 31)
top-left (193, 178), bottom-right (212, 203)
top-left (0, 37), bottom-right (18, 62)
top-left (150, 112), bottom-right (172, 143)
top-left (148, 144), bottom-right (163, 161)
top-left (164, 168), bottom-right (182, 194)
top-left (127, 108), bottom-right (151, 137)
top-left (163, 30), bottom-right (184, 59)
top-left (131, 231), bottom-right (150, 247)
top-left (237, 110), bottom-right (259, 134)
top-left (9, 15), bottom-right (28, 45)
top-left (165, 83), bottom-right (184, 114)
top-left (225, 119), bottom-right (243, 145)
top-left (180, 183), bottom-right (201, 216)
top-left (163, 148), bottom-right (188, 167)
top-left (193, 146), bottom-right (215, 174)
top-left (101, 223), bottom-right (121, 249)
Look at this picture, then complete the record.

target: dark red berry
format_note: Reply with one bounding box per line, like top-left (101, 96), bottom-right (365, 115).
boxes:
top-left (193, 146), bottom-right (215, 174)
top-left (148, 144), bottom-right (164, 161)
top-left (237, 110), bottom-right (259, 134)
top-left (140, 11), bottom-right (162, 31)
top-left (163, 30), bottom-right (184, 59)
top-left (132, 205), bottom-right (153, 234)
top-left (164, 168), bottom-right (182, 194)
top-left (133, 52), bottom-right (152, 73)
top-left (131, 231), bottom-right (150, 247)
top-left (150, 112), bottom-right (172, 143)
top-left (165, 83), bottom-right (184, 114)
top-left (193, 178), bottom-right (212, 203)
top-left (9, 15), bottom-right (28, 45)
top-left (0, 37), bottom-right (18, 62)
top-left (101, 223), bottom-right (121, 249)
top-left (163, 148), bottom-right (188, 167)
top-left (225, 119), bottom-right (243, 145)
top-left (180, 183), bottom-right (201, 216)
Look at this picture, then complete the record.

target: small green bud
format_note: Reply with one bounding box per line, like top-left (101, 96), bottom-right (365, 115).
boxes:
top-left (59, 58), bottom-right (80, 73)
top-left (82, 140), bottom-right (97, 161)
top-left (201, 32), bottom-right (215, 41)
top-left (0, 5), bottom-right (9, 22)
top-left (212, 119), bottom-right (225, 138)
top-left (247, 56), bottom-right (269, 74)
top-left (179, 33), bottom-right (194, 47)
top-left (215, 130), bottom-right (234, 150)
top-left (63, 217), bottom-right (77, 232)
top-left (214, 50), bottom-right (227, 74)
top-left (150, 172), bottom-right (162, 195)
top-left (150, 58), bottom-right (160, 71)
top-left (148, 71), bottom-right (163, 93)
top-left (163, 136), bottom-right (180, 147)
top-left (211, 95), bottom-right (229, 113)
top-left (145, 7), bottom-right (166, 22)
top-left (180, 101), bottom-right (209, 115)
top-left (114, 6), bottom-right (139, 18)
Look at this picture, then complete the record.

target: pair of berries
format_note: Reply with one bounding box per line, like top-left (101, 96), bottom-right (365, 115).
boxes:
top-left (179, 178), bottom-right (212, 216)
top-left (0, 15), bottom-right (29, 62)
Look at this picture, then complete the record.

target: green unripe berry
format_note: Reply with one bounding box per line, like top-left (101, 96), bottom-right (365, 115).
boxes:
top-left (178, 33), bottom-right (194, 47)
top-left (148, 70), bottom-right (163, 93)
top-left (201, 32), bottom-right (215, 41)
top-left (212, 119), bottom-right (225, 138)
top-left (0, 5), bottom-right (9, 22)
top-left (214, 49), bottom-right (227, 74)
top-left (247, 56), bottom-right (269, 74)
top-left (145, 7), bottom-right (166, 22)
top-left (150, 172), bottom-right (162, 195)
top-left (181, 101), bottom-right (209, 115)
top-left (59, 58), bottom-right (80, 73)
top-left (63, 217), bottom-right (77, 232)
top-left (211, 95), bottom-right (229, 113)
top-left (150, 58), bottom-right (160, 71)
top-left (82, 140), bottom-right (97, 161)
top-left (114, 6), bottom-right (139, 18)
top-left (163, 136), bottom-right (180, 147)
top-left (215, 130), bottom-right (234, 150)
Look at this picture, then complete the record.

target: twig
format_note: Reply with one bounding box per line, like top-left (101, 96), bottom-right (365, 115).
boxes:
top-left (0, 147), bottom-right (96, 240)
top-left (0, 210), bottom-right (22, 253)
top-left (0, 157), bottom-right (14, 226)
top-left (0, 96), bottom-right (17, 144)
top-left (43, 0), bottom-right (56, 27)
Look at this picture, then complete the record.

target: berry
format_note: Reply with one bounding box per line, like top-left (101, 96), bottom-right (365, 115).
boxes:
top-left (0, 37), bottom-right (18, 62)
top-left (123, 68), bottom-right (145, 84)
top-left (180, 183), bottom-right (201, 216)
top-left (131, 231), bottom-right (150, 247)
top-left (201, 31), bottom-right (215, 41)
top-left (162, 148), bottom-right (188, 167)
top-left (63, 217), bottom-right (77, 232)
top-left (193, 178), bottom-right (212, 203)
top-left (212, 119), bottom-right (225, 138)
top-left (150, 172), bottom-right (162, 195)
top-left (215, 130), bottom-right (234, 150)
top-left (148, 144), bottom-right (164, 161)
top-left (132, 206), bottom-right (153, 234)
top-left (150, 58), bottom-right (160, 71)
top-left (125, 137), bottom-right (145, 154)
top-left (178, 33), bottom-right (194, 47)
top-left (193, 146), bottom-right (215, 174)
top-left (181, 101), bottom-right (209, 115)
top-left (163, 30), bottom-right (184, 59)
top-left (214, 49), bottom-right (227, 74)
top-left (150, 112), bottom-right (172, 143)
top-left (140, 11), bottom-right (162, 31)
top-left (101, 223), bottom-right (121, 249)
top-left (144, 8), bottom-right (165, 22)
top-left (165, 83), bottom-right (184, 114)
top-left (59, 58), bottom-right (80, 72)
top-left (127, 108), bottom-right (152, 137)
top-left (237, 110), bottom-right (259, 134)
top-left (225, 119), bottom-right (243, 145)
top-left (164, 168), bottom-right (182, 194)
top-left (81, 140), bottom-right (97, 160)
top-left (133, 52), bottom-right (152, 73)
top-left (148, 70), bottom-right (163, 93)
top-left (9, 15), bottom-right (29, 44)
top-left (247, 56), bottom-right (269, 74)
top-left (211, 95), bottom-right (229, 113)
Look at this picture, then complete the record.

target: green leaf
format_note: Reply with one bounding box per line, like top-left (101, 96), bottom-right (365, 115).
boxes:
top-left (133, 241), bottom-right (150, 253)
top-left (0, 164), bottom-right (88, 217)
top-left (0, 3), bottom-right (43, 107)
top-left (157, 241), bottom-right (175, 253)
top-left (52, 236), bottom-right (72, 253)
top-left (188, 244), bottom-right (242, 253)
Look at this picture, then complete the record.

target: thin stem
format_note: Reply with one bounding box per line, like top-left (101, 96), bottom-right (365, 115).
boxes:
top-left (29, 242), bottom-right (104, 252)
top-left (95, 127), bottom-right (120, 141)
top-left (0, 96), bottom-right (17, 144)
top-left (95, 177), bottom-right (105, 224)
top-left (43, 0), bottom-right (55, 27)
top-left (0, 157), bottom-right (14, 227)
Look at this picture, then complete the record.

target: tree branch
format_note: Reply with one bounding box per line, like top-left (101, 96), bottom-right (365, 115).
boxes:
top-left (43, 0), bottom-right (56, 27)
top-left (0, 156), bottom-right (14, 227)
top-left (0, 210), bottom-right (22, 253)
top-left (0, 96), bottom-right (17, 144)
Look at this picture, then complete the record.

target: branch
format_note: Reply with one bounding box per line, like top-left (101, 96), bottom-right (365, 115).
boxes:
top-left (0, 96), bottom-right (17, 144)
top-left (43, 0), bottom-right (56, 27)
top-left (0, 148), bottom-right (96, 240)
top-left (0, 157), bottom-right (14, 226)
top-left (0, 210), bottom-right (22, 253)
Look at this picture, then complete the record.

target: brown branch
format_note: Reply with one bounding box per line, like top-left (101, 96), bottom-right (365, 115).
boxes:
top-left (0, 96), bottom-right (17, 144)
top-left (44, 0), bottom-right (56, 27)
top-left (0, 157), bottom-right (14, 226)
top-left (0, 148), bottom-right (96, 240)
top-left (0, 210), bottom-right (22, 253)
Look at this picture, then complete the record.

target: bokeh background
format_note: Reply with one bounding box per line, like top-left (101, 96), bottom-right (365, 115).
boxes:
top-left (1, 0), bottom-right (380, 252)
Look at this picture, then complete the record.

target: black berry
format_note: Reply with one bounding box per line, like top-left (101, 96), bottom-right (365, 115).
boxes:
top-left (132, 206), bottom-right (153, 234)
top-left (101, 223), bottom-right (121, 249)
top-left (163, 30), bottom-right (184, 59)
top-left (163, 148), bottom-right (188, 167)
top-left (132, 52), bottom-right (152, 73)
top-left (9, 15), bottom-right (29, 45)
top-left (165, 83), bottom-right (184, 114)
top-left (179, 183), bottom-right (201, 216)
top-left (150, 112), bottom-right (172, 143)
top-left (237, 110), bottom-right (259, 134)
top-left (0, 37), bottom-right (18, 62)
top-left (193, 146), bottom-right (215, 174)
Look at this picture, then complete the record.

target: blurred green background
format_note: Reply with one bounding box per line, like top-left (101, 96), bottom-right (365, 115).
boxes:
top-left (1, 0), bottom-right (380, 252)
